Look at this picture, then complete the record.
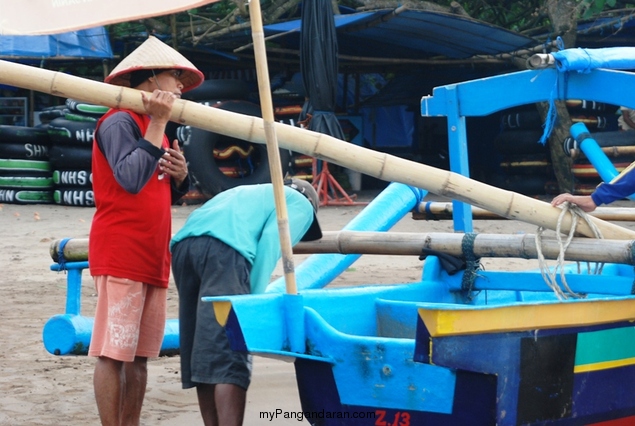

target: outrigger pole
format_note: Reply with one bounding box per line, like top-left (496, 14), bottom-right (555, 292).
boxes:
top-left (248, 0), bottom-right (298, 295)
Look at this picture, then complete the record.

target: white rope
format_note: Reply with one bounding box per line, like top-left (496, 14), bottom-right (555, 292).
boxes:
top-left (535, 202), bottom-right (604, 299)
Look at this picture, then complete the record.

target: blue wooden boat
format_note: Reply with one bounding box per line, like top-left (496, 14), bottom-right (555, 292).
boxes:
top-left (204, 47), bottom-right (635, 425)
top-left (206, 258), bottom-right (635, 425)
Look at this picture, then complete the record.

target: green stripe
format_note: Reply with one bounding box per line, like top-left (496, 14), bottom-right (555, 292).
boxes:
top-left (0, 176), bottom-right (53, 188)
top-left (15, 190), bottom-right (54, 203)
top-left (75, 104), bottom-right (108, 115)
top-left (575, 327), bottom-right (635, 366)
top-left (64, 113), bottom-right (98, 123)
top-left (0, 159), bottom-right (51, 171)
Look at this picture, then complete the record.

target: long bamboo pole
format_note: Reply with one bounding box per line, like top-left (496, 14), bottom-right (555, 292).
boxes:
top-left (50, 232), bottom-right (635, 265)
top-left (1, 59), bottom-right (634, 239)
top-left (248, 0), bottom-right (297, 295)
top-left (296, 231), bottom-right (635, 264)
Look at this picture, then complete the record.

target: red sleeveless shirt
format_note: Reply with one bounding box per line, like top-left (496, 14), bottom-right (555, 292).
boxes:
top-left (89, 109), bottom-right (172, 288)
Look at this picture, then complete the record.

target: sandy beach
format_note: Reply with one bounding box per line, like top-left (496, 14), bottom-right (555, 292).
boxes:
top-left (0, 189), bottom-right (602, 425)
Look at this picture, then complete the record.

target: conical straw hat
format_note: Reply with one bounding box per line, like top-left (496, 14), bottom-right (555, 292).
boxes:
top-left (106, 36), bottom-right (204, 92)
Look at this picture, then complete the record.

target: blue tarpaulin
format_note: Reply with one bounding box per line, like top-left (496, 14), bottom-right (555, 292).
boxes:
top-left (0, 26), bottom-right (113, 60)
top-left (552, 47), bottom-right (635, 72)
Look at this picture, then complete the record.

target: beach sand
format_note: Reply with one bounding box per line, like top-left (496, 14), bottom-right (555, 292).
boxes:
top-left (0, 190), bottom-right (607, 425)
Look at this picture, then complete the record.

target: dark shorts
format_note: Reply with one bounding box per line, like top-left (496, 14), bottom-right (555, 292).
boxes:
top-left (171, 236), bottom-right (252, 390)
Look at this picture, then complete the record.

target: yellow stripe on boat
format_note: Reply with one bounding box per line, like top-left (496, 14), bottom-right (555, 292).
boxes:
top-left (213, 301), bottom-right (232, 327)
top-left (574, 356), bottom-right (635, 373)
top-left (418, 298), bottom-right (635, 337)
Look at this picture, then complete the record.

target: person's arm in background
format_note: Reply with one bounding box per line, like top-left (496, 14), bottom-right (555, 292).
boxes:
top-left (623, 108), bottom-right (635, 130)
top-left (552, 165), bottom-right (635, 211)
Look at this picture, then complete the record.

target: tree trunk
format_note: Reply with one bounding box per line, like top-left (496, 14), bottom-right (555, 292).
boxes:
top-left (536, 101), bottom-right (574, 192)
top-left (539, 0), bottom-right (579, 193)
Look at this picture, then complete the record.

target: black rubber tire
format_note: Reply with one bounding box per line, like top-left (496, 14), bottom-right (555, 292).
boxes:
top-left (0, 188), bottom-right (53, 204)
top-left (585, 131), bottom-right (635, 147)
top-left (65, 99), bottom-right (109, 116)
top-left (182, 79), bottom-right (251, 102)
top-left (487, 174), bottom-right (549, 196)
top-left (38, 106), bottom-right (68, 124)
top-left (499, 154), bottom-right (552, 176)
top-left (0, 125), bottom-right (50, 144)
top-left (53, 186), bottom-right (95, 207)
top-left (49, 145), bottom-right (92, 170)
top-left (183, 100), bottom-right (291, 196)
top-left (0, 141), bottom-right (50, 160)
top-left (0, 175), bottom-right (53, 189)
top-left (64, 113), bottom-right (98, 123)
top-left (47, 118), bottom-right (96, 146)
top-left (566, 100), bottom-right (619, 114)
top-left (494, 130), bottom-right (549, 155)
top-left (0, 158), bottom-right (51, 174)
top-left (500, 111), bottom-right (543, 130)
top-left (52, 169), bottom-right (93, 188)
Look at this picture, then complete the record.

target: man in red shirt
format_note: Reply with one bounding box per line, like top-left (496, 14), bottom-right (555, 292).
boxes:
top-left (88, 36), bottom-right (203, 425)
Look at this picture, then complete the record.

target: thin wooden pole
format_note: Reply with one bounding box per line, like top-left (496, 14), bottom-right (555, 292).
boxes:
top-left (249, 0), bottom-right (297, 295)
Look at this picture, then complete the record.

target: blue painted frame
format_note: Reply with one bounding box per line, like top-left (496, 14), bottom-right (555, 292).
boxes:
top-left (421, 67), bottom-right (635, 231)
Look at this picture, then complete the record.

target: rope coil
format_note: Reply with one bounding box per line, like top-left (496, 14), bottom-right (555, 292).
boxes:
top-left (536, 202), bottom-right (603, 299)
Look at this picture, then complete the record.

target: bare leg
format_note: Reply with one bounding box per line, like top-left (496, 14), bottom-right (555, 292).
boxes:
top-left (196, 383), bottom-right (247, 426)
top-left (196, 383), bottom-right (218, 426)
top-left (94, 356), bottom-right (124, 426)
top-left (121, 356), bottom-right (148, 426)
top-left (215, 384), bottom-right (246, 426)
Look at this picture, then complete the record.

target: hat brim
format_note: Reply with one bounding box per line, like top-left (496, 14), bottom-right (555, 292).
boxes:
top-left (105, 36), bottom-right (204, 92)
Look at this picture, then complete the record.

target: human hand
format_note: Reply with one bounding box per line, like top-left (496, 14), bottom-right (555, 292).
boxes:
top-left (141, 89), bottom-right (177, 123)
top-left (159, 139), bottom-right (188, 188)
top-left (551, 193), bottom-right (597, 212)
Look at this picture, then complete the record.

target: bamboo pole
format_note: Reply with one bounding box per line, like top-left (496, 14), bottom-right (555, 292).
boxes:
top-left (571, 146), bottom-right (635, 159)
top-left (249, 0), bottom-right (297, 295)
top-left (1, 59), bottom-right (634, 239)
top-left (294, 231), bottom-right (635, 264)
top-left (50, 232), bottom-right (635, 265)
top-left (415, 202), bottom-right (635, 222)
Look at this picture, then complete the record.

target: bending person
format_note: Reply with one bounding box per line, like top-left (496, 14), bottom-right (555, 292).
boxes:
top-left (170, 179), bottom-right (322, 426)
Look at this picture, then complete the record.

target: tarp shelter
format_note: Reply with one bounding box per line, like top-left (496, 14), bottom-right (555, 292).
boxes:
top-left (264, 7), bottom-right (536, 61)
top-left (0, 26), bottom-right (113, 60)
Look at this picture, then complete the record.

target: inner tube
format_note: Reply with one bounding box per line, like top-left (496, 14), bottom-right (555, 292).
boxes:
top-left (0, 158), bottom-right (51, 173)
top-left (183, 100), bottom-right (290, 196)
top-left (0, 142), bottom-right (49, 160)
top-left (0, 125), bottom-right (50, 144)
top-left (47, 118), bottom-right (96, 146)
top-left (52, 169), bottom-right (92, 188)
top-left (65, 99), bottom-right (109, 116)
top-left (0, 176), bottom-right (53, 189)
top-left (49, 145), bottom-right (93, 170)
top-left (0, 188), bottom-right (53, 204)
top-left (53, 187), bottom-right (95, 207)
top-left (494, 129), bottom-right (548, 155)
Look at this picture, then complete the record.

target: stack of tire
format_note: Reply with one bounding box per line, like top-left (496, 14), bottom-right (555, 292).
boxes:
top-left (0, 124), bottom-right (53, 204)
top-left (177, 80), bottom-right (291, 198)
top-left (488, 107), bottom-right (554, 195)
top-left (45, 99), bottom-right (107, 207)
top-left (489, 100), bottom-right (621, 196)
